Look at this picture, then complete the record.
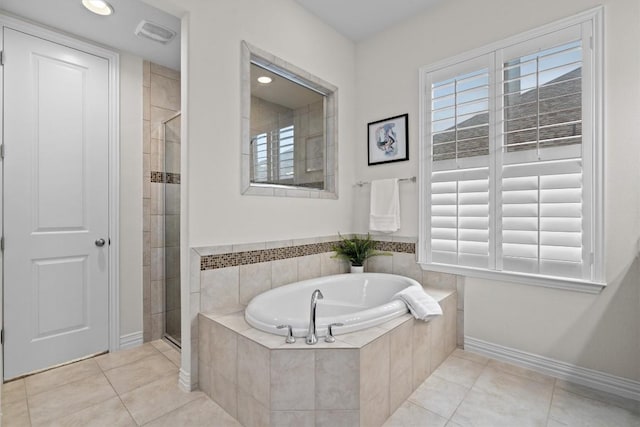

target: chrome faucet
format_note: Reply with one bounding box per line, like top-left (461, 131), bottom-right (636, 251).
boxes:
top-left (306, 289), bottom-right (324, 345)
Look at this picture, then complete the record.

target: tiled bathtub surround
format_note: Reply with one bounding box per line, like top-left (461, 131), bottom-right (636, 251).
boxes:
top-left (187, 234), bottom-right (463, 390)
top-left (198, 289), bottom-right (457, 427)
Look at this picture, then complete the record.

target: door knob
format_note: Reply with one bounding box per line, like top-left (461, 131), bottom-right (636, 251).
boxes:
top-left (95, 238), bottom-right (106, 247)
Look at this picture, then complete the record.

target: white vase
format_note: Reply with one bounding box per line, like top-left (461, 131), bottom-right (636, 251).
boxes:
top-left (350, 265), bottom-right (364, 274)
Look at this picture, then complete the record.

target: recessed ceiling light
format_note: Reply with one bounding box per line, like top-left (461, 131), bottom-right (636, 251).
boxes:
top-left (257, 76), bottom-right (272, 84)
top-left (82, 0), bottom-right (114, 16)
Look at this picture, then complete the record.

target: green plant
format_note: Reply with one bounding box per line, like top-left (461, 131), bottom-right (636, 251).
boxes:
top-left (331, 233), bottom-right (390, 266)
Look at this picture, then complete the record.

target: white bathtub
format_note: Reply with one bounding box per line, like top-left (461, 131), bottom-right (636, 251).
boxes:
top-left (245, 273), bottom-right (421, 338)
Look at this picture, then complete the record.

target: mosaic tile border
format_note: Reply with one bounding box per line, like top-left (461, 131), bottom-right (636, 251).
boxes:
top-left (151, 171), bottom-right (181, 184)
top-left (200, 240), bottom-right (416, 270)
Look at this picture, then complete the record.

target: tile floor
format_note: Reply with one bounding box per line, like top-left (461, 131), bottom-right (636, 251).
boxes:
top-left (2, 343), bottom-right (639, 426)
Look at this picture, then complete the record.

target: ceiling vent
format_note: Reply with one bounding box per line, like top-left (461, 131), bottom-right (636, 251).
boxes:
top-left (135, 20), bottom-right (176, 44)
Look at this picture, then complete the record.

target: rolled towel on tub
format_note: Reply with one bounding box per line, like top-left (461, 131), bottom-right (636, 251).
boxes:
top-left (392, 286), bottom-right (443, 320)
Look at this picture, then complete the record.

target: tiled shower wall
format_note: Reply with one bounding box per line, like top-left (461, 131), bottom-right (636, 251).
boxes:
top-left (143, 61), bottom-right (181, 342)
top-left (188, 235), bottom-right (464, 388)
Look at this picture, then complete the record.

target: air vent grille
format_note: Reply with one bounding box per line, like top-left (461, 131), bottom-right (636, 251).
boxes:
top-left (135, 20), bottom-right (176, 44)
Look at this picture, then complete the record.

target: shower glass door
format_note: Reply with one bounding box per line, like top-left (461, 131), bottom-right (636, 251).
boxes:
top-left (164, 113), bottom-right (181, 346)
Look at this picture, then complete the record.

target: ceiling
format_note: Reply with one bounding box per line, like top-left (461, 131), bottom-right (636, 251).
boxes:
top-left (251, 64), bottom-right (323, 110)
top-left (0, 0), bottom-right (444, 71)
top-left (0, 0), bottom-right (181, 70)
top-left (294, 0), bottom-right (444, 41)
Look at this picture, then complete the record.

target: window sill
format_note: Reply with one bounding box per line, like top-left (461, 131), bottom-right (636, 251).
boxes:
top-left (419, 262), bottom-right (606, 294)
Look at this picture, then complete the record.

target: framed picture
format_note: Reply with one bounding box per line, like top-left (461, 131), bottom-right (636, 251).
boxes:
top-left (367, 114), bottom-right (409, 165)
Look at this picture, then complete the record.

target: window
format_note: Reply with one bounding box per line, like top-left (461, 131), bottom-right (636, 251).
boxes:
top-left (419, 9), bottom-right (603, 290)
top-left (251, 125), bottom-right (295, 184)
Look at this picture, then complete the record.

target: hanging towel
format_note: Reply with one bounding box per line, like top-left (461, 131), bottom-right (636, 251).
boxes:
top-left (392, 286), bottom-right (443, 320)
top-left (369, 178), bottom-right (400, 232)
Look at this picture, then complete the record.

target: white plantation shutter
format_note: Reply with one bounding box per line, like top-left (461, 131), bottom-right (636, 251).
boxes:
top-left (278, 125), bottom-right (295, 178)
top-left (497, 33), bottom-right (589, 279)
top-left (426, 55), bottom-right (494, 269)
top-left (251, 125), bottom-right (295, 183)
top-left (252, 133), bottom-right (269, 182)
top-left (421, 13), bottom-right (602, 287)
top-left (431, 168), bottom-right (490, 268)
top-left (499, 159), bottom-right (585, 278)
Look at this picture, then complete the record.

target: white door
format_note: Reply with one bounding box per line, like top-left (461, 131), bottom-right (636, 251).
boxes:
top-left (3, 28), bottom-right (110, 379)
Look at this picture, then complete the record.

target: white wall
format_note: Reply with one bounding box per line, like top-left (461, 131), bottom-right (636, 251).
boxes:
top-left (119, 53), bottom-right (144, 339)
top-left (147, 0), bottom-right (356, 247)
top-left (142, 0), bottom-right (358, 388)
top-left (354, 0), bottom-right (640, 381)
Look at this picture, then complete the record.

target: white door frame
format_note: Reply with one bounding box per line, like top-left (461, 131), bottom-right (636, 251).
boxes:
top-left (0, 13), bottom-right (121, 368)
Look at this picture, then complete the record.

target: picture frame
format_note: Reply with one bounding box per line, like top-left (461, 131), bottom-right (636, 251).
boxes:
top-left (367, 113), bottom-right (409, 166)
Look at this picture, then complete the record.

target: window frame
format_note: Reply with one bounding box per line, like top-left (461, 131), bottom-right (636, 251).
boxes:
top-left (418, 7), bottom-right (604, 293)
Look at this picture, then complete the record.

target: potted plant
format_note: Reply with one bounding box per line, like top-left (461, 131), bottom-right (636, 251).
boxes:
top-left (331, 233), bottom-right (389, 273)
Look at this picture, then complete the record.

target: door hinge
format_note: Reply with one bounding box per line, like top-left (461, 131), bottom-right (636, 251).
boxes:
top-left (1, 236), bottom-right (4, 251)
top-left (1, 329), bottom-right (4, 345)
top-left (1, 143), bottom-right (4, 159)
top-left (0, 50), bottom-right (4, 66)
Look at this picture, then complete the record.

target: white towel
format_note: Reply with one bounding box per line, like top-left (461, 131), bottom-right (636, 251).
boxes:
top-left (392, 286), bottom-right (443, 320)
top-left (369, 178), bottom-right (400, 232)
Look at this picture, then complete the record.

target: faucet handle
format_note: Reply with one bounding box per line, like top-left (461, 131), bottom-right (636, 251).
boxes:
top-left (277, 325), bottom-right (296, 344)
top-left (325, 323), bottom-right (344, 343)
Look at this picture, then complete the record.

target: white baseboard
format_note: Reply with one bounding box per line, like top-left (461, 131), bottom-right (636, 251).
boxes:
top-left (119, 331), bottom-right (143, 350)
top-left (464, 336), bottom-right (640, 402)
top-left (179, 368), bottom-right (195, 392)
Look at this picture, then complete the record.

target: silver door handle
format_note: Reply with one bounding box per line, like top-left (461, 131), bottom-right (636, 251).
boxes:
top-left (95, 238), bottom-right (106, 247)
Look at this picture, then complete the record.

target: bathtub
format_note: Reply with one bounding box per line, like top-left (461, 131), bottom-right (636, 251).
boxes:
top-left (245, 273), bottom-right (421, 338)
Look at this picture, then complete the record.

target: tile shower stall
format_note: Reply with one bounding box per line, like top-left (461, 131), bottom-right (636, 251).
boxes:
top-left (143, 61), bottom-right (181, 344)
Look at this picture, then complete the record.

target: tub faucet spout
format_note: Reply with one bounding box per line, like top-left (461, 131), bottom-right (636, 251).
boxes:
top-left (306, 289), bottom-right (324, 345)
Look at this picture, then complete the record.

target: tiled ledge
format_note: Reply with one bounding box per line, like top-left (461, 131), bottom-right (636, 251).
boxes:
top-left (198, 288), bottom-right (457, 427)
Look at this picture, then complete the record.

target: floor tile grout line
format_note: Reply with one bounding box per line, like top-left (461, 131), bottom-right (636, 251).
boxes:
top-left (487, 359), bottom-right (557, 387)
top-left (112, 368), bottom-right (178, 398)
top-left (555, 381), bottom-right (640, 415)
top-left (159, 348), bottom-right (181, 368)
top-left (138, 394), bottom-right (206, 426)
top-left (102, 369), bottom-right (139, 426)
top-left (404, 368), bottom-right (474, 420)
top-left (544, 378), bottom-right (559, 426)
top-left (23, 358), bottom-right (102, 398)
top-left (446, 360), bottom-right (495, 424)
top-left (97, 344), bottom-right (164, 373)
top-left (110, 367), bottom-right (197, 426)
top-left (24, 384), bottom-right (34, 427)
top-left (447, 378), bottom-right (476, 422)
top-left (25, 365), bottom-right (104, 399)
top-left (29, 371), bottom-right (116, 427)
top-left (554, 385), bottom-right (640, 417)
top-left (115, 392), bottom-right (140, 427)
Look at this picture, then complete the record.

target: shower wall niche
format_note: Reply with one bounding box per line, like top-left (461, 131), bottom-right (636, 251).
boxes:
top-left (142, 60), bottom-right (181, 344)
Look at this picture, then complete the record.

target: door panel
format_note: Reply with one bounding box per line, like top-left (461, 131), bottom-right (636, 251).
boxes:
top-left (3, 27), bottom-right (110, 379)
top-left (34, 54), bottom-right (88, 231)
top-left (33, 256), bottom-right (88, 338)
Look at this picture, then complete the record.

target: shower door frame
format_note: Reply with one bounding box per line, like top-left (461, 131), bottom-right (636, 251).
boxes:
top-left (0, 13), bottom-right (121, 379)
top-left (162, 112), bottom-right (181, 348)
